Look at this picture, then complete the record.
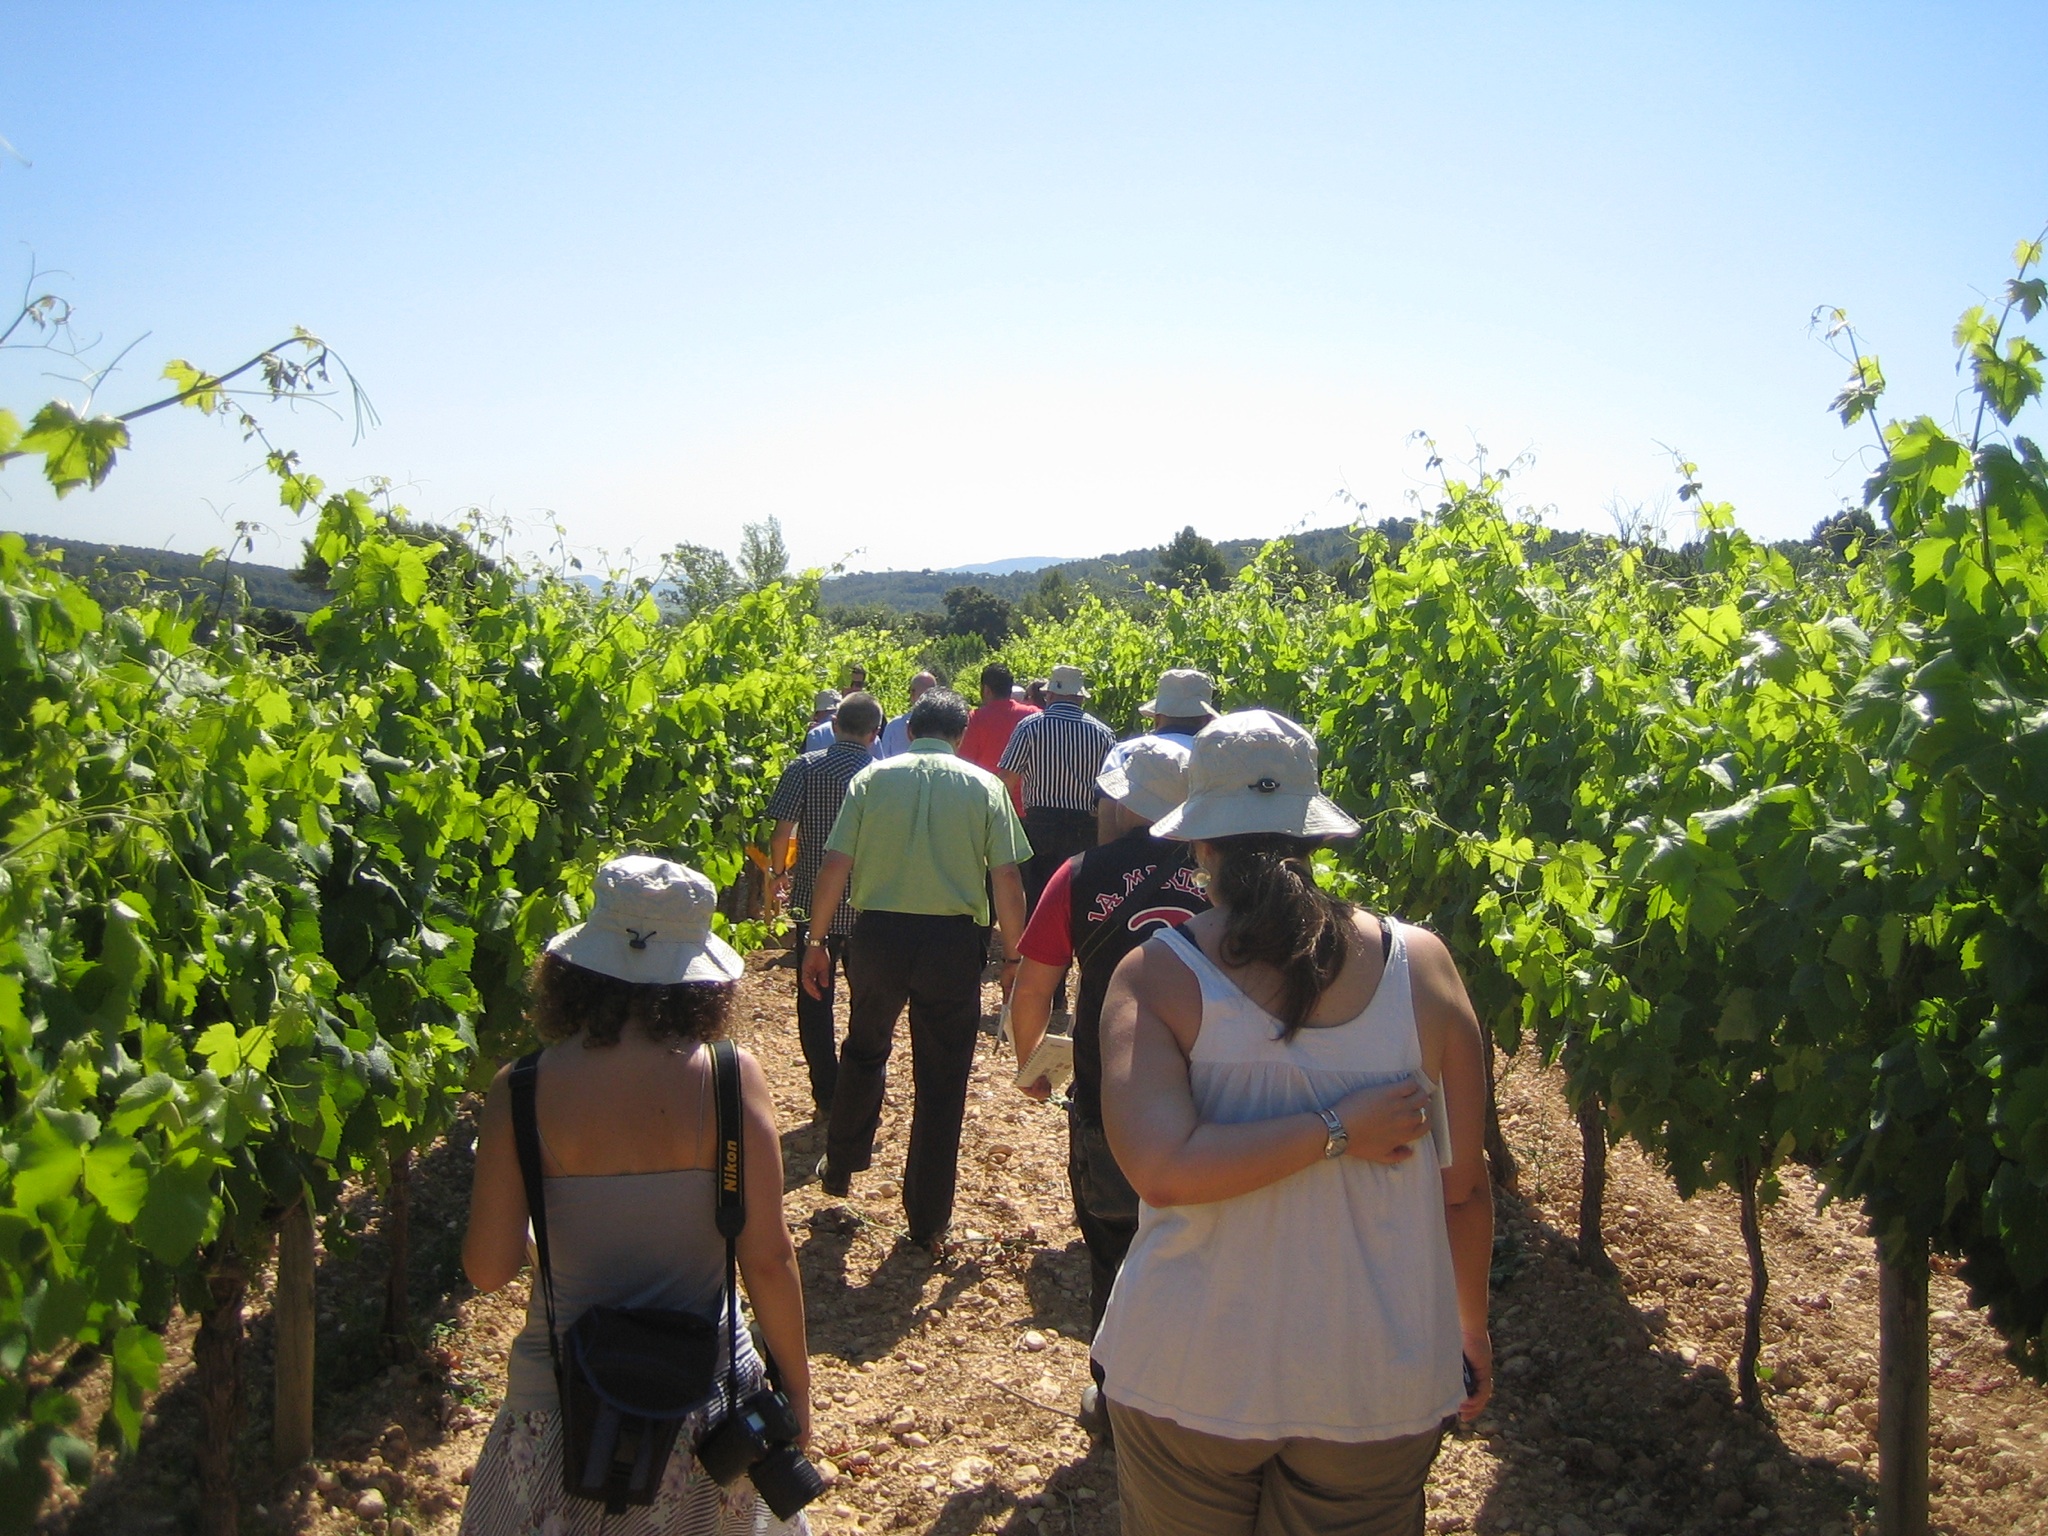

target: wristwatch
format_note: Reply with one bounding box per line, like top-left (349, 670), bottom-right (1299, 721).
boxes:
top-left (1317, 1107), bottom-right (1348, 1160)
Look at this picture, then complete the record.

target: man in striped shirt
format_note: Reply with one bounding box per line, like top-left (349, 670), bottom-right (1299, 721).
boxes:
top-left (768, 691), bottom-right (883, 1120)
top-left (998, 664), bottom-right (1115, 920)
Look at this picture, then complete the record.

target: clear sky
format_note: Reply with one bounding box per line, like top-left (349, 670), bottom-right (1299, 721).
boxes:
top-left (3, 3), bottom-right (2044, 575)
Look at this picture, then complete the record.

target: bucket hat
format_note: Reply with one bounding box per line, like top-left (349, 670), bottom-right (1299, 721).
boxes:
top-left (546, 855), bottom-right (744, 985)
top-left (1095, 736), bottom-right (1193, 824)
top-left (1139, 668), bottom-right (1219, 719)
top-left (813, 689), bottom-right (843, 713)
top-left (1046, 665), bottom-right (1089, 700)
top-left (1151, 710), bottom-right (1360, 842)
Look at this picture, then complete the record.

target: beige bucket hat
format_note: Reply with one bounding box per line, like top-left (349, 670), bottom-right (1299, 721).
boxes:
top-left (1095, 736), bottom-right (1193, 824)
top-left (1151, 710), bottom-right (1360, 842)
top-left (1046, 665), bottom-right (1089, 700)
top-left (813, 689), bottom-right (843, 713)
top-left (546, 855), bottom-right (744, 985)
top-left (1139, 668), bottom-right (1219, 719)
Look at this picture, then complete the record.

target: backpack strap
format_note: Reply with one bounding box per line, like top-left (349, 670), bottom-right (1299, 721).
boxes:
top-left (507, 1050), bottom-right (562, 1384)
top-left (708, 1039), bottom-right (746, 1414)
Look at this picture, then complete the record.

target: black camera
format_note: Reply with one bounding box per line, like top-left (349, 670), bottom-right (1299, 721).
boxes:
top-left (696, 1387), bottom-right (825, 1520)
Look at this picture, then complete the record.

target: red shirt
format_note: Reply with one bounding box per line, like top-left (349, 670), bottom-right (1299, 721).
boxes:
top-left (1018, 856), bottom-right (1083, 967)
top-left (960, 698), bottom-right (1039, 810)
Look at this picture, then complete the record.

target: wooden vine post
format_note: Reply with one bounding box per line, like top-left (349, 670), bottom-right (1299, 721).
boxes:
top-left (1481, 1042), bottom-right (1519, 1193)
top-left (1876, 1236), bottom-right (1930, 1536)
top-left (272, 1200), bottom-right (317, 1473)
top-left (1734, 1158), bottom-right (1768, 1413)
top-left (381, 1147), bottom-right (413, 1357)
top-left (1575, 1093), bottom-right (1615, 1275)
top-left (194, 1243), bottom-right (248, 1536)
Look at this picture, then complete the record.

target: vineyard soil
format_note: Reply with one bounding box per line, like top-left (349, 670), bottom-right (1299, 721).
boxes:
top-left (41, 954), bottom-right (2048, 1536)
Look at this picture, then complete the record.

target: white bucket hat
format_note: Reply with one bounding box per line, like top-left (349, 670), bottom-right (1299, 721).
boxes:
top-left (1151, 710), bottom-right (1360, 842)
top-left (813, 689), bottom-right (843, 713)
top-left (1095, 736), bottom-right (1193, 824)
top-left (1139, 668), bottom-right (1219, 719)
top-left (1046, 665), bottom-right (1089, 700)
top-left (546, 855), bottom-right (744, 985)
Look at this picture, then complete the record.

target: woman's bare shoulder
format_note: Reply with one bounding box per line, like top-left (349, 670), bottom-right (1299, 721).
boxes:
top-left (1108, 928), bottom-right (1205, 1005)
top-left (1395, 922), bottom-right (1478, 1038)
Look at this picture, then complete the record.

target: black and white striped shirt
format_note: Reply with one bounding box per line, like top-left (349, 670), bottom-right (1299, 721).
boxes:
top-left (998, 699), bottom-right (1115, 814)
top-left (766, 740), bottom-right (873, 936)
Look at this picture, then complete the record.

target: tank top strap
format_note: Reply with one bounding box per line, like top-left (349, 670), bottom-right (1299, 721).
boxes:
top-left (1150, 924), bottom-right (1234, 1003)
top-left (1380, 914), bottom-right (1408, 986)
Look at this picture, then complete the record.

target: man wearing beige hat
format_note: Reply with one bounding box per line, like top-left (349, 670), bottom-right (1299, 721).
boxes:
top-left (1097, 667), bottom-right (1221, 842)
top-left (997, 664), bottom-right (1115, 924)
top-left (1137, 667), bottom-right (1220, 747)
top-left (1008, 735), bottom-right (1210, 1439)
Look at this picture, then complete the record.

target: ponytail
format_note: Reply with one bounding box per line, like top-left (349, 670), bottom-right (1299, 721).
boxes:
top-left (1206, 834), bottom-right (1355, 1036)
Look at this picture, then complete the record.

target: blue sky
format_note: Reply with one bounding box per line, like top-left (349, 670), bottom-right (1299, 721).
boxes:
top-left (3, 3), bottom-right (2043, 575)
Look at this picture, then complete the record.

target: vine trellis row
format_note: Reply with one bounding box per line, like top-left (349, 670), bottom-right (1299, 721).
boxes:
top-left (1, 237), bottom-right (2042, 1536)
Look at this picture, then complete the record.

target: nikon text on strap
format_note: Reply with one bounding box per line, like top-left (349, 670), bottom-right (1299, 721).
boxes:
top-left (710, 1034), bottom-right (746, 1424)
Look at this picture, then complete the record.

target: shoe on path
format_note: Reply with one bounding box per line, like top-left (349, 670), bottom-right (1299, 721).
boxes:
top-left (815, 1154), bottom-right (850, 1198)
top-left (1077, 1383), bottom-right (1112, 1442)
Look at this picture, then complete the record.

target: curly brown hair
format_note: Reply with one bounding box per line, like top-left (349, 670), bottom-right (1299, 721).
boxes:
top-left (525, 951), bottom-right (736, 1047)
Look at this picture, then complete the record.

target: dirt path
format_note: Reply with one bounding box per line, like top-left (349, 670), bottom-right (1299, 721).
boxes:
top-left (44, 955), bottom-right (2048, 1536)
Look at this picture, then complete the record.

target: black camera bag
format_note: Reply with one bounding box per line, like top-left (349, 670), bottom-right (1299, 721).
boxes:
top-left (509, 1038), bottom-right (747, 1514)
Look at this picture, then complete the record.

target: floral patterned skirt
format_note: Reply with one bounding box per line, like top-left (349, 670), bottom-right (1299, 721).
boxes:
top-left (458, 1406), bottom-right (810, 1536)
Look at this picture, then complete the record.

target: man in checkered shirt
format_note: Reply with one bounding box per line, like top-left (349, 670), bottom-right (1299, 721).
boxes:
top-left (768, 691), bottom-right (883, 1120)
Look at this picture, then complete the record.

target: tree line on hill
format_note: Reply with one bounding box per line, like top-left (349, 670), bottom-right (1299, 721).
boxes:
top-left (10, 504), bottom-right (1881, 668)
top-left (818, 508), bottom-right (1885, 666)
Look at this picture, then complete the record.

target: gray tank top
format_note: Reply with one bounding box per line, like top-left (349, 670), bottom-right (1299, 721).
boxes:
top-left (503, 1168), bottom-right (741, 1414)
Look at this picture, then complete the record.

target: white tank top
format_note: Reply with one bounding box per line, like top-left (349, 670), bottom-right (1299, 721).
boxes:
top-left (1091, 918), bottom-right (1465, 1441)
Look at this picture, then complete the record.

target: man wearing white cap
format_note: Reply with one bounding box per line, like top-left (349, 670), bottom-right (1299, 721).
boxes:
top-left (1008, 736), bottom-right (1210, 1439)
top-left (997, 664), bottom-right (1115, 927)
top-left (802, 688), bottom-right (842, 754)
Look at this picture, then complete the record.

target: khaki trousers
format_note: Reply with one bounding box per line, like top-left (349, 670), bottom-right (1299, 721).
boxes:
top-left (1108, 1400), bottom-right (1444, 1536)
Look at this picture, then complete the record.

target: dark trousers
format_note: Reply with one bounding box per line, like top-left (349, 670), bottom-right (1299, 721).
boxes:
top-left (1022, 807), bottom-right (1098, 916)
top-left (1023, 807), bottom-right (1096, 1009)
top-left (1068, 1102), bottom-right (1140, 1384)
top-left (827, 910), bottom-right (987, 1242)
top-left (794, 929), bottom-right (847, 1117)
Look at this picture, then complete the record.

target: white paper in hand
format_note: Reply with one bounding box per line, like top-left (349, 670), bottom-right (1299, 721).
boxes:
top-left (1015, 1032), bottom-right (1074, 1095)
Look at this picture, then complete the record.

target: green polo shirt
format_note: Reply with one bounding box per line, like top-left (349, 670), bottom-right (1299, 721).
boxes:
top-left (825, 738), bottom-right (1032, 923)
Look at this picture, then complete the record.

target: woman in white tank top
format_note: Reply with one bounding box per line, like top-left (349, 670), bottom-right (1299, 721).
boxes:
top-left (1094, 713), bottom-right (1495, 1536)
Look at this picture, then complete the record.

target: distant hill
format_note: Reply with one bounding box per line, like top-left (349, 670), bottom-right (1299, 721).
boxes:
top-left (12, 534), bottom-right (318, 614)
top-left (820, 524), bottom-right (1367, 614)
top-left (936, 555), bottom-right (1072, 577)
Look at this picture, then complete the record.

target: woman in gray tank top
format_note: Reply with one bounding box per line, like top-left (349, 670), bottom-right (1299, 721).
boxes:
top-left (458, 856), bottom-right (812, 1535)
top-left (1095, 713), bottom-right (1496, 1536)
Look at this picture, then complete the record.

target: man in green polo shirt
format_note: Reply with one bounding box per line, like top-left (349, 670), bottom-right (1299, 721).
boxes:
top-left (803, 686), bottom-right (1031, 1252)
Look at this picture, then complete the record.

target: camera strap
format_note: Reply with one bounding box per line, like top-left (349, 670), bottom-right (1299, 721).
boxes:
top-left (709, 1037), bottom-right (746, 1419)
top-left (508, 1050), bottom-right (562, 1386)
